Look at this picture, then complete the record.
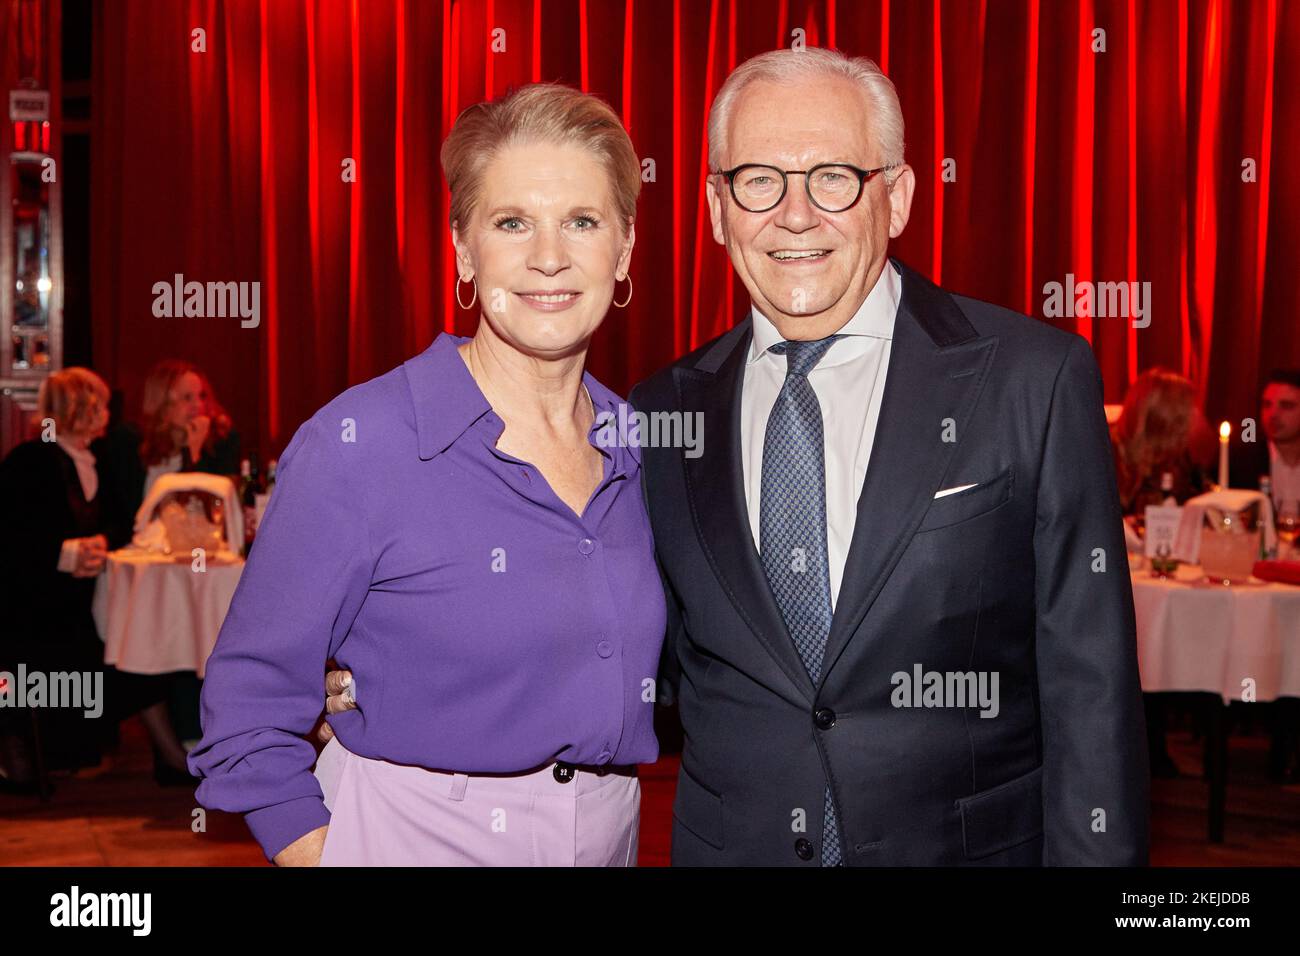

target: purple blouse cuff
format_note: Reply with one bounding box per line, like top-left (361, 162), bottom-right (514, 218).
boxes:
top-left (245, 794), bottom-right (332, 863)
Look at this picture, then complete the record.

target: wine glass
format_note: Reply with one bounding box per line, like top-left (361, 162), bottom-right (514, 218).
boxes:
top-left (1278, 500), bottom-right (1299, 560)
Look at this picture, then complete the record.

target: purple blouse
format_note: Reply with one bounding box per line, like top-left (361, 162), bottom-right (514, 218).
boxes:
top-left (187, 333), bottom-right (666, 861)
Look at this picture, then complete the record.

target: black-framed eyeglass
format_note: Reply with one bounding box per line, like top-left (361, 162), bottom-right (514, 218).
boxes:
top-left (711, 162), bottom-right (898, 213)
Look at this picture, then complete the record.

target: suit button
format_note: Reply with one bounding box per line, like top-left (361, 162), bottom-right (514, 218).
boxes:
top-left (795, 838), bottom-right (815, 861)
top-left (553, 762), bottom-right (576, 784)
top-left (814, 707), bottom-right (836, 730)
top-left (578, 537), bottom-right (595, 555)
top-left (596, 640), bottom-right (613, 658)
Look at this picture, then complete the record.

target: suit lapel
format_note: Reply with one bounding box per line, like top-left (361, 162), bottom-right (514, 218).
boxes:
top-left (673, 261), bottom-right (998, 700)
top-left (676, 323), bottom-right (817, 702)
top-left (818, 260), bottom-right (998, 685)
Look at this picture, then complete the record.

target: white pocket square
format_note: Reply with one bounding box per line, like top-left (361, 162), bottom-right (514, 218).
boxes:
top-left (934, 483), bottom-right (978, 499)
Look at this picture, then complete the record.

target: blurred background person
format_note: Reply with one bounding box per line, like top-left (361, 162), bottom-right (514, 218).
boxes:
top-left (1111, 367), bottom-right (1215, 779)
top-left (1261, 370), bottom-right (1300, 519)
top-left (0, 369), bottom-right (188, 792)
top-left (96, 359), bottom-right (242, 767)
top-left (1233, 368), bottom-right (1300, 512)
top-left (97, 359), bottom-right (241, 542)
top-left (1232, 369), bottom-right (1300, 782)
top-left (1112, 367), bottom-right (1215, 519)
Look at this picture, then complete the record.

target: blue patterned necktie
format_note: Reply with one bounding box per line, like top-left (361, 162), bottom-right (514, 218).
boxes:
top-left (759, 334), bottom-right (844, 867)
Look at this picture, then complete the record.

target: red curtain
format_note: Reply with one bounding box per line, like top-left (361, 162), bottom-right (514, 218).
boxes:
top-left (90, 0), bottom-right (1300, 458)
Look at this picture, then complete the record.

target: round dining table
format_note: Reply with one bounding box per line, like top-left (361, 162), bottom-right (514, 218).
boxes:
top-left (92, 547), bottom-right (245, 678)
top-left (1130, 557), bottom-right (1300, 841)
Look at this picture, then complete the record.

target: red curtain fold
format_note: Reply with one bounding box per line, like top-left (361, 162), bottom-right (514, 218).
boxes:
top-left (89, 0), bottom-right (1300, 458)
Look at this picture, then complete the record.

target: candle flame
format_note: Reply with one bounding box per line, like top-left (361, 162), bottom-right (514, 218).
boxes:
top-left (1219, 421), bottom-right (1231, 440)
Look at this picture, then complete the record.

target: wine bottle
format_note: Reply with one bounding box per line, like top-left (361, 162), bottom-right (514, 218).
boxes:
top-left (240, 455), bottom-right (259, 555)
top-left (1260, 475), bottom-right (1275, 559)
top-left (1160, 471), bottom-right (1176, 506)
top-left (254, 457), bottom-right (275, 532)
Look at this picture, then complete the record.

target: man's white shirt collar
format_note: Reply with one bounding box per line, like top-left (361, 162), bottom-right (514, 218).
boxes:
top-left (747, 259), bottom-right (901, 365)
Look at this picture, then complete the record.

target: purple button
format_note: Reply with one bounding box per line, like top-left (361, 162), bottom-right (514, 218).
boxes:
top-left (596, 640), bottom-right (613, 658)
top-left (578, 537), bottom-right (595, 555)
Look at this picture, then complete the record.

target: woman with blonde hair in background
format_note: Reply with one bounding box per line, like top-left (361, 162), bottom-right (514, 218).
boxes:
top-left (0, 369), bottom-right (187, 791)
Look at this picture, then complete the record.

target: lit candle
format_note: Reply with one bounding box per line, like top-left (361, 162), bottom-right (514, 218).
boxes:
top-left (1218, 421), bottom-right (1231, 489)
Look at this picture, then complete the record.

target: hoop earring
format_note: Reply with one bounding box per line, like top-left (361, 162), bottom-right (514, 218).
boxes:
top-left (613, 274), bottom-right (633, 309)
top-left (456, 276), bottom-right (478, 310)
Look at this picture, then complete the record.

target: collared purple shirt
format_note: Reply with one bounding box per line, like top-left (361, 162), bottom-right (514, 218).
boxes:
top-left (188, 333), bottom-right (666, 861)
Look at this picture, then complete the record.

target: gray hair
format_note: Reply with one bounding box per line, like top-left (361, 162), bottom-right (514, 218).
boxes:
top-left (707, 47), bottom-right (905, 174)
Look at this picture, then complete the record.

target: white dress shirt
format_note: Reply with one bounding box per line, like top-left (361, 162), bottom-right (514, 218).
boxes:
top-left (1269, 442), bottom-right (1300, 511)
top-left (144, 450), bottom-right (183, 499)
top-left (741, 260), bottom-right (900, 610)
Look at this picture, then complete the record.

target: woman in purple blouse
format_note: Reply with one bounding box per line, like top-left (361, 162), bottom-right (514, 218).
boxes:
top-left (187, 83), bottom-right (666, 866)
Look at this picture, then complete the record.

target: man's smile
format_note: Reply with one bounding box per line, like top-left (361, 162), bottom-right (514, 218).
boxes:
top-left (767, 248), bottom-right (832, 263)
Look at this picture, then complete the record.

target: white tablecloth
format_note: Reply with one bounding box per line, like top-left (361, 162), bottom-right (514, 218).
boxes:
top-left (92, 549), bottom-right (244, 677)
top-left (1132, 561), bottom-right (1300, 703)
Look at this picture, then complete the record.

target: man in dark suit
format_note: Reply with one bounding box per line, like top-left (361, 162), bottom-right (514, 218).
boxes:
top-left (627, 47), bottom-right (1148, 865)
top-left (1231, 368), bottom-right (1300, 506)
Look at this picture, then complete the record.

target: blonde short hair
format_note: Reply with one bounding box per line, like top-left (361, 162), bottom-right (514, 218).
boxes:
top-left (37, 367), bottom-right (109, 436)
top-left (440, 82), bottom-right (640, 233)
top-left (708, 47), bottom-right (905, 173)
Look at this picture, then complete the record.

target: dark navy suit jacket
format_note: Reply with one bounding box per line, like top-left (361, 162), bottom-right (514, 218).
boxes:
top-left (631, 259), bottom-right (1150, 866)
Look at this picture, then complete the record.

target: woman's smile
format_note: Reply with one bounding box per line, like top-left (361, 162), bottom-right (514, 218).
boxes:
top-left (515, 289), bottom-right (583, 311)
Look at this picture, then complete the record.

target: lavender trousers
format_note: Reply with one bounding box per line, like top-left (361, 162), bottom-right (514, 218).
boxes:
top-left (312, 737), bottom-right (640, 866)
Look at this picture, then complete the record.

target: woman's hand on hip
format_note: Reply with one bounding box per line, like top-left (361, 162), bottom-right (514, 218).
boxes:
top-left (318, 668), bottom-right (356, 742)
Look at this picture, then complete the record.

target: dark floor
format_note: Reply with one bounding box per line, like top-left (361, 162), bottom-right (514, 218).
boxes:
top-left (1, 715), bottom-right (1297, 866)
